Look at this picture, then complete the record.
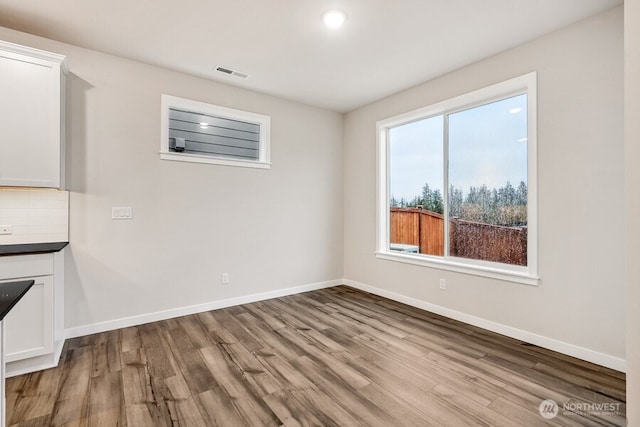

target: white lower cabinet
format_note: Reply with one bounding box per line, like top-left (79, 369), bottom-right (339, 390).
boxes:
top-left (0, 252), bottom-right (64, 376)
top-left (3, 275), bottom-right (54, 362)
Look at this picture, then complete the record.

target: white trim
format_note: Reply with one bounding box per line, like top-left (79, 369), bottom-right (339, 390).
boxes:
top-left (1, 321), bottom-right (5, 427)
top-left (376, 72), bottom-right (538, 283)
top-left (64, 279), bottom-right (340, 339)
top-left (61, 277), bottom-right (625, 372)
top-left (375, 252), bottom-right (539, 286)
top-left (160, 94), bottom-right (271, 169)
top-left (0, 40), bottom-right (68, 74)
top-left (159, 152), bottom-right (271, 169)
top-left (5, 338), bottom-right (65, 378)
top-left (526, 74), bottom-right (539, 277)
top-left (376, 73), bottom-right (536, 130)
top-left (342, 279), bottom-right (626, 372)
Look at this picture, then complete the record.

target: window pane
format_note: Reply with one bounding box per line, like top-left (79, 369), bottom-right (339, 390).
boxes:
top-left (168, 108), bottom-right (260, 160)
top-left (447, 94), bottom-right (528, 266)
top-left (389, 116), bottom-right (444, 256)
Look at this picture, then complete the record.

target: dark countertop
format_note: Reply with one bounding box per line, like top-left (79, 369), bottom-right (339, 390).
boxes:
top-left (0, 242), bottom-right (68, 257)
top-left (0, 280), bottom-right (34, 321)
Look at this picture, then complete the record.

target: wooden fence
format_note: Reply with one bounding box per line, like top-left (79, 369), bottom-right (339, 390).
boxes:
top-left (390, 207), bottom-right (527, 266)
top-left (390, 208), bottom-right (444, 256)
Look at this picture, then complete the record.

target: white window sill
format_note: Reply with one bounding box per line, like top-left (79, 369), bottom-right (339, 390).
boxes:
top-left (160, 152), bottom-right (271, 170)
top-left (375, 251), bottom-right (540, 286)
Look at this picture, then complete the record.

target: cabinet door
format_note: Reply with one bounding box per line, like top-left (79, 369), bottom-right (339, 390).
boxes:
top-left (0, 48), bottom-right (63, 188)
top-left (2, 276), bottom-right (54, 362)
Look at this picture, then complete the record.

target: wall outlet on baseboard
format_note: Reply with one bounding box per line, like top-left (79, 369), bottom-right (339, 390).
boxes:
top-left (439, 278), bottom-right (446, 290)
top-left (221, 273), bottom-right (230, 285)
top-left (0, 225), bottom-right (12, 235)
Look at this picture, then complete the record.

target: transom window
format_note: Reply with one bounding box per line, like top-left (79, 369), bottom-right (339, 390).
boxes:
top-left (160, 95), bottom-right (271, 169)
top-left (376, 73), bottom-right (538, 285)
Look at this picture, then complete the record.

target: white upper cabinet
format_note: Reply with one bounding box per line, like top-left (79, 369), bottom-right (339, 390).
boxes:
top-left (0, 41), bottom-right (67, 188)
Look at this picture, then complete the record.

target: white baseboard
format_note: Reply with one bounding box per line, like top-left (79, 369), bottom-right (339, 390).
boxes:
top-left (5, 338), bottom-right (66, 378)
top-left (62, 277), bottom-right (625, 373)
top-left (342, 279), bottom-right (627, 373)
top-left (64, 279), bottom-right (340, 339)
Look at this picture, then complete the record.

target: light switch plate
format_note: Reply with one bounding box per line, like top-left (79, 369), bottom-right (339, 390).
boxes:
top-left (111, 207), bottom-right (133, 220)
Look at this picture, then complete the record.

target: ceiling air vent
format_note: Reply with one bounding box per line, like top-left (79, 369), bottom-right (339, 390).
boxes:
top-left (216, 66), bottom-right (249, 79)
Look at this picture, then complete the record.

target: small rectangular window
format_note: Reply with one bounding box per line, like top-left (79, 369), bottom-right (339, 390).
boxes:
top-left (377, 73), bottom-right (538, 285)
top-left (160, 95), bottom-right (271, 169)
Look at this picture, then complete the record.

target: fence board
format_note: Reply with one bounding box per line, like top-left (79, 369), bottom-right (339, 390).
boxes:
top-left (389, 208), bottom-right (526, 266)
top-left (390, 208), bottom-right (420, 246)
top-left (450, 219), bottom-right (527, 266)
top-left (419, 210), bottom-right (444, 256)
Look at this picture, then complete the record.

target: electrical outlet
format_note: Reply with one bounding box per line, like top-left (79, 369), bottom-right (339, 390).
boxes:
top-left (0, 225), bottom-right (13, 235)
top-left (439, 278), bottom-right (446, 290)
top-left (221, 273), bottom-right (230, 285)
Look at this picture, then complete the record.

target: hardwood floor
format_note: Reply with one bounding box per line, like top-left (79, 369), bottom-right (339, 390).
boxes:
top-left (6, 286), bottom-right (626, 426)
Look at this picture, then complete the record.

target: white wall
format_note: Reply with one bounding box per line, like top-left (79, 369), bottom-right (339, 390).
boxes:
top-left (344, 7), bottom-right (625, 367)
top-left (625, 0), bottom-right (640, 422)
top-left (0, 27), bottom-right (344, 331)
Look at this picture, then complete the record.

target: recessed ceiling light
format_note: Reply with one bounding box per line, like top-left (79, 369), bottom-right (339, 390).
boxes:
top-left (509, 107), bottom-right (522, 114)
top-left (199, 122), bottom-right (209, 129)
top-left (322, 10), bottom-right (347, 29)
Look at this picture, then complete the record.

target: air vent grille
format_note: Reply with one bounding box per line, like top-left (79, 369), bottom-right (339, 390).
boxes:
top-left (216, 66), bottom-right (249, 79)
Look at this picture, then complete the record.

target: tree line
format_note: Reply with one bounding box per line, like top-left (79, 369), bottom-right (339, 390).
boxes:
top-left (391, 181), bottom-right (527, 227)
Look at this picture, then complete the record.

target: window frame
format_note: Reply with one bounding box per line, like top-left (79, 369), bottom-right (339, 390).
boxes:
top-left (376, 72), bottom-right (539, 285)
top-left (160, 94), bottom-right (271, 169)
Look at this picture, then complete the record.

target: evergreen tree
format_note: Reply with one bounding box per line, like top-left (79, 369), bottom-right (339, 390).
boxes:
top-left (421, 183), bottom-right (444, 214)
top-left (516, 181), bottom-right (527, 206)
top-left (409, 196), bottom-right (422, 207)
top-left (401, 180), bottom-right (528, 226)
top-left (448, 185), bottom-right (464, 217)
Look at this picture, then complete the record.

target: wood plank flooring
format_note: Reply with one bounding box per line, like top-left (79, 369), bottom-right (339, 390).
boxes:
top-left (5, 286), bottom-right (626, 426)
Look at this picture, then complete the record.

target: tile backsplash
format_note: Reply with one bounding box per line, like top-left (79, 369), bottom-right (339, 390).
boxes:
top-left (0, 188), bottom-right (69, 244)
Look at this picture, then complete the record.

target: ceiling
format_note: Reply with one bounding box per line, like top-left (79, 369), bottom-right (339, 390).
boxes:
top-left (0, 0), bottom-right (623, 112)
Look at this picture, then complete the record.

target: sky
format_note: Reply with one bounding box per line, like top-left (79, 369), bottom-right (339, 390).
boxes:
top-left (389, 94), bottom-right (528, 202)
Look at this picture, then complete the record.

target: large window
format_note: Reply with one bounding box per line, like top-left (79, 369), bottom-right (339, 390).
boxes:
top-left (377, 73), bottom-right (538, 284)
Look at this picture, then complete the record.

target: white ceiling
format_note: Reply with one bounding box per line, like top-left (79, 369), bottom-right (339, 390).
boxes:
top-left (0, 0), bottom-right (622, 112)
